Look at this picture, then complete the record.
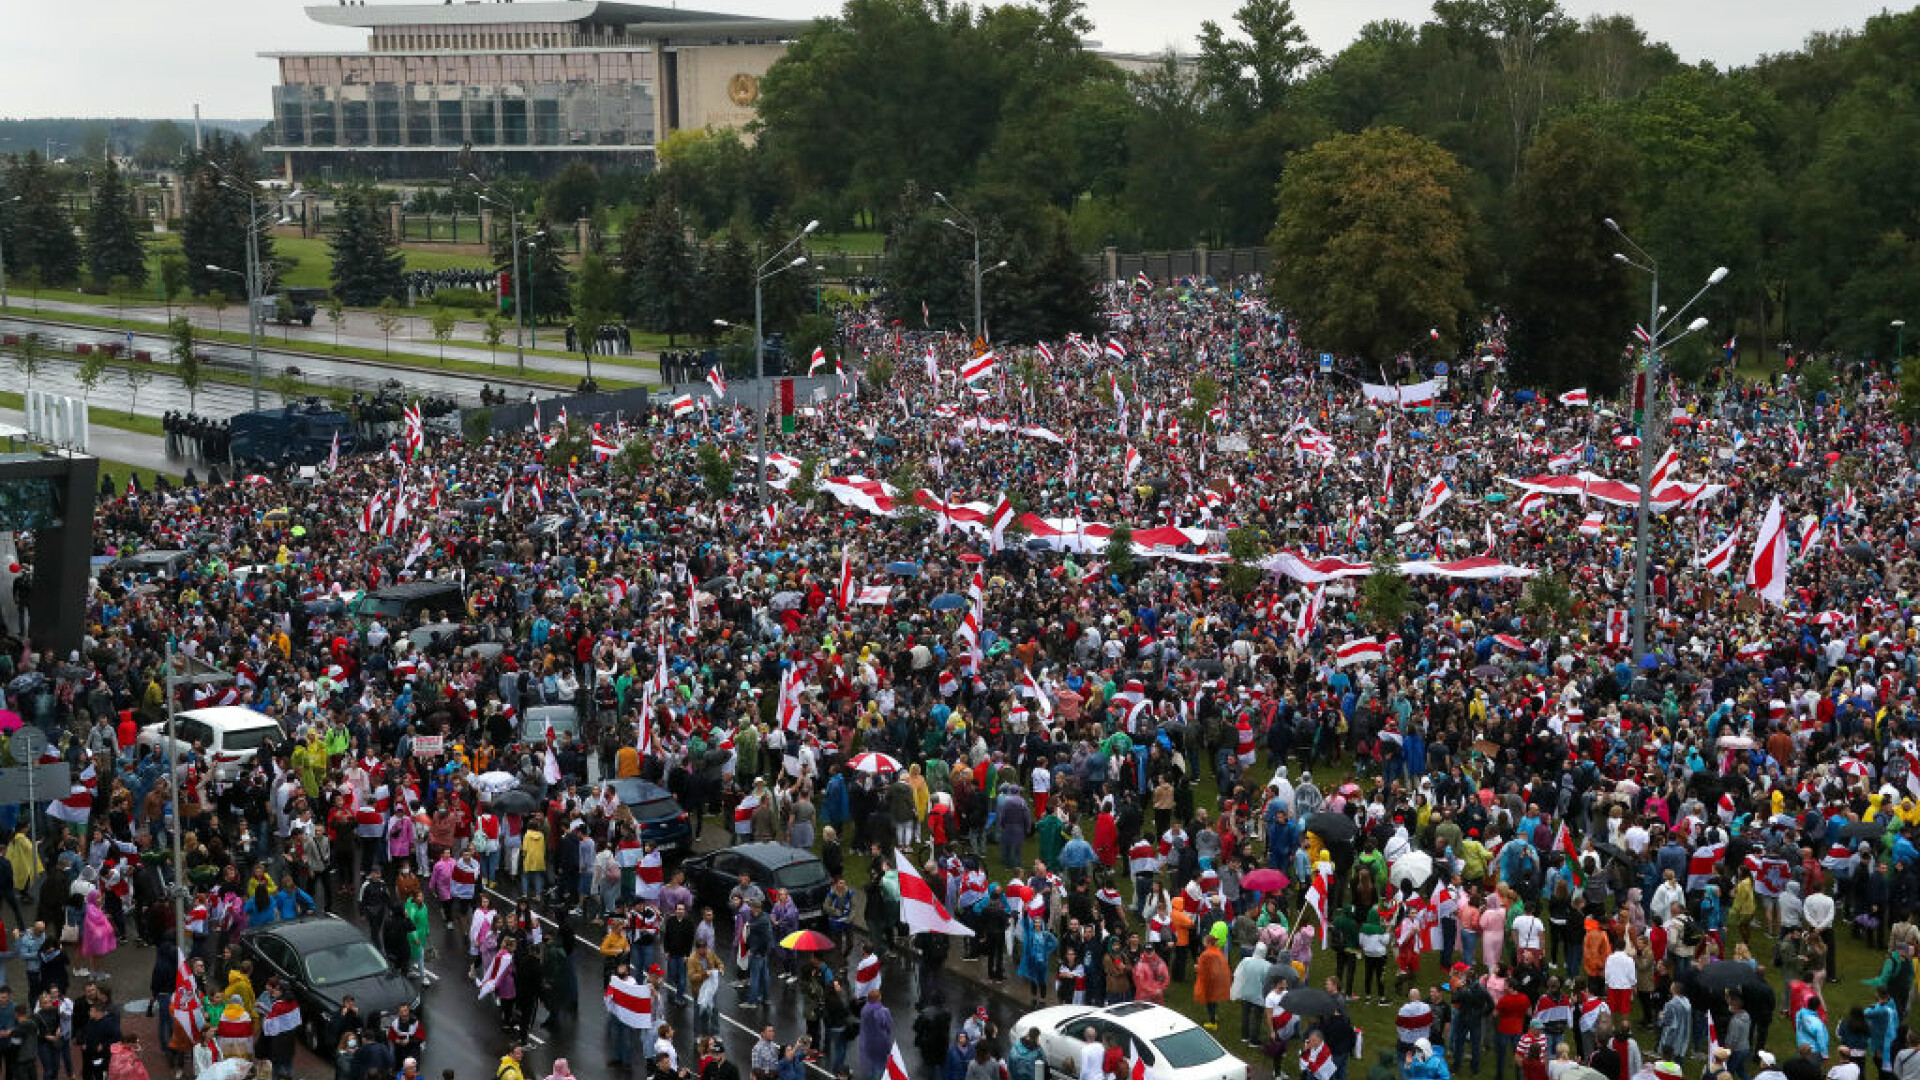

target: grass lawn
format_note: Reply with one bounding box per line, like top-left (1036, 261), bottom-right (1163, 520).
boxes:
top-left (814, 231), bottom-right (886, 255)
top-left (820, 758), bottom-right (1889, 1072)
top-left (94, 458), bottom-right (179, 488)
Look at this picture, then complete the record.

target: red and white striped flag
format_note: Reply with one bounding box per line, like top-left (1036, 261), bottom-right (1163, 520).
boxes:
top-left (835, 548), bottom-right (855, 612)
top-left (1748, 495), bottom-right (1788, 605)
top-left (1697, 528), bottom-right (1740, 575)
top-left (1558, 388), bottom-right (1590, 407)
top-left (604, 974), bottom-right (652, 1028)
top-left (1335, 637), bottom-right (1385, 667)
top-left (1124, 445), bottom-right (1142, 484)
top-left (706, 364), bottom-right (728, 398)
top-left (1417, 477), bottom-right (1452, 521)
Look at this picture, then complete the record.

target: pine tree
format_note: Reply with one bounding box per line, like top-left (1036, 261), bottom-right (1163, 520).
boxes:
top-left (179, 137), bottom-right (273, 297)
top-left (84, 156), bottom-right (146, 288)
top-left (620, 196), bottom-right (698, 343)
top-left (328, 187), bottom-right (405, 305)
top-left (696, 230), bottom-right (753, 330)
top-left (4, 152), bottom-right (81, 287)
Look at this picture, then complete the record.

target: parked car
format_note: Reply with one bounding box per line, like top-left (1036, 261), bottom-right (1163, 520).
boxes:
top-left (137, 706), bottom-right (286, 780)
top-left (681, 842), bottom-right (831, 922)
top-left (608, 778), bottom-right (693, 854)
top-left (1018, 1001), bottom-right (1248, 1080)
top-left (239, 915), bottom-right (420, 1050)
top-left (406, 621), bottom-right (506, 660)
top-left (518, 703), bottom-right (579, 746)
top-left (352, 581), bottom-right (465, 624)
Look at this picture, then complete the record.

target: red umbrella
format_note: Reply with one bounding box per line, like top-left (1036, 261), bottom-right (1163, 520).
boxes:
top-left (1240, 868), bottom-right (1289, 892)
top-left (1004, 882), bottom-right (1034, 902)
top-left (957, 553), bottom-right (985, 564)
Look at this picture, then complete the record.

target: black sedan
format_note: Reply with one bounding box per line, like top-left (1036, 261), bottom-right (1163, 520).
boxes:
top-left (609, 778), bottom-right (694, 853)
top-left (682, 842), bottom-right (832, 922)
top-left (239, 915), bottom-right (421, 1048)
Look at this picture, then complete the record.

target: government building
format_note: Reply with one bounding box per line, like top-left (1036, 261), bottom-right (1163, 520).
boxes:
top-left (263, 1), bottom-right (811, 180)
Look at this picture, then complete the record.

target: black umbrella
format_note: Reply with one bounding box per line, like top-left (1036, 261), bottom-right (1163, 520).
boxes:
top-left (1278, 987), bottom-right (1341, 1018)
top-left (1695, 960), bottom-right (1766, 996)
top-left (492, 789), bottom-right (542, 815)
top-left (1306, 812), bottom-right (1358, 845)
top-left (1838, 818), bottom-right (1889, 843)
top-left (1593, 842), bottom-right (1634, 867)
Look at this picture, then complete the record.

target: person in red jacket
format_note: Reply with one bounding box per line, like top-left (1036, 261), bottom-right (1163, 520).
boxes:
top-left (1494, 987), bottom-right (1535, 1080)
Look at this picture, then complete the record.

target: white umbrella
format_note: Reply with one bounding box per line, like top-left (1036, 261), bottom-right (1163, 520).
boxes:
top-left (1389, 850), bottom-right (1435, 894)
top-left (848, 752), bottom-right (904, 775)
top-left (473, 770), bottom-right (518, 794)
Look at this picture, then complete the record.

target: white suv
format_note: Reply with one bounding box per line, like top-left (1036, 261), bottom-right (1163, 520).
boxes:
top-left (138, 706), bottom-right (287, 780)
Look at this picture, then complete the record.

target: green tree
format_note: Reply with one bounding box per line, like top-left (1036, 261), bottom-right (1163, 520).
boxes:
top-left (430, 309), bottom-right (457, 364)
top-left (1268, 126), bottom-right (1481, 361)
top-left (373, 298), bottom-right (404, 356)
top-left (4, 152), bottom-right (81, 287)
top-left (611, 438), bottom-right (655, 479)
top-left (1104, 522), bottom-right (1137, 584)
top-left (1360, 558), bottom-right (1412, 631)
top-left (325, 296), bottom-right (347, 350)
top-left (696, 443), bottom-right (733, 498)
top-left (159, 255), bottom-right (190, 322)
top-left (178, 137), bottom-right (273, 297)
top-left (620, 196), bottom-right (699, 343)
top-left (168, 316), bottom-right (203, 412)
top-left (1519, 570), bottom-right (1575, 636)
top-left (122, 354), bottom-right (154, 419)
top-left (572, 252), bottom-right (622, 383)
top-left (75, 348), bottom-right (108, 401)
top-left (1503, 114), bottom-right (1639, 394)
top-left (135, 120), bottom-right (190, 169)
top-left (206, 289), bottom-right (227, 333)
top-left (1223, 523), bottom-right (1265, 597)
top-left (696, 230), bottom-right (753, 330)
top-left (328, 186), bottom-right (406, 305)
top-left (482, 313), bottom-right (504, 365)
top-left (84, 157), bottom-right (146, 289)
top-left (13, 332), bottom-right (44, 393)
top-left (1196, 0), bottom-right (1322, 116)
top-left (543, 161), bottom-right (602, 223)
top-left (275, 366), bottom-right (302, 406)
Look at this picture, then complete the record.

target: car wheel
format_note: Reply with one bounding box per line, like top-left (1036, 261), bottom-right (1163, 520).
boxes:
top-left (305, 1015), bottom-right (325, 1051)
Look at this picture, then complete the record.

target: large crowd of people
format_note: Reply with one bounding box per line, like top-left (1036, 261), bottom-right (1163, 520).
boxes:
top-left (0, 278), bottom-right (1913, 1080)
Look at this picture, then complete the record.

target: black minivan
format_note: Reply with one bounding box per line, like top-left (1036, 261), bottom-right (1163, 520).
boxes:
top-left (352, 580), bottom-right (465, 624)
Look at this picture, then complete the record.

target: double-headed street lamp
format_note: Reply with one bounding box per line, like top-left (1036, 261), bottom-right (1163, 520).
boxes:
top-left (1606, 216), bottom-right (1727, 665)
top-left (212, 178), bottom-right (298, 411)
top-left (470, 174), bottom-right (528, 373)
top-left (753, 220), bottom-right (818, 507)
top-left (934, 191), bottom-right (1003, 343)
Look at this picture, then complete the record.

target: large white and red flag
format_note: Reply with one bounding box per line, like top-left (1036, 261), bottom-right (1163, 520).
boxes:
top-left (836, 548), bottom-right (855, 612)
top-left (1416, 477), bottom-right (1452, 521)
top-left (605, 974), bottom-right (652, 1028)
top-left (1697, 528), bottom-right (1740, 575)
top-left (893, 849), bottom-right (974, 936)
top-left (1747, 495), bottom-right (1788, 605)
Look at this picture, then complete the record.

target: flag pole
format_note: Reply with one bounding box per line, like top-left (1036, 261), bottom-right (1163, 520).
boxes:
top-left (164, 636), bottom-right (188, 956)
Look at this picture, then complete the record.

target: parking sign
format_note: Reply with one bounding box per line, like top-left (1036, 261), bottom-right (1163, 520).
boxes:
top-left (1319, 353), bottom-right (1333, 373)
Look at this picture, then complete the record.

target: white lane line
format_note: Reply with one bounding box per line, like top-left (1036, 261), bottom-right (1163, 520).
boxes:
top-left (476, 884), bottom-right (836, 1078)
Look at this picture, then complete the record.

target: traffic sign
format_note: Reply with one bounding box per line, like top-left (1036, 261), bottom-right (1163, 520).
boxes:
top-left (1434, 375), bottom-right (1449, 391)
top-left (1318, 353), bottom-right (1333, 373)
top-left (1433, 362), bottom-right (1449, 375)
top-left (7, 727), bottom-right (48, 764)
top-left (1435, 409), bottom-right (1453, 426)
top-left (0, 764), bottom-right (75, 806)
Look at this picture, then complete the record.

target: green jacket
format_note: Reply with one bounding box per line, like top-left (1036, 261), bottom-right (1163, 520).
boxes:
top-left (1037, 813), bottom-right (1066, 867)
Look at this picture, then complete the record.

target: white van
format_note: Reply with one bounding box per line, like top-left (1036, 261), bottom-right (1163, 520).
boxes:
top-left (137, 706), bottom-right (288, 780)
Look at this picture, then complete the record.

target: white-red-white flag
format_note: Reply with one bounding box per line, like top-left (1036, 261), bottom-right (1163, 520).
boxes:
top-left (1747, 495), bottom-right (1788, 605)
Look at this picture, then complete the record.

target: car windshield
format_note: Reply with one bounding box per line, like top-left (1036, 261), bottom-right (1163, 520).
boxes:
top-left (301, 941), bottom-right (391, 987)
top-left (773, 861), bottom-right (827, 890)
top-left (635, 798), bottom-right (679, 822)
top-left (1151, 1028), bottom-right (1225, 1070)
top-left (222, 727), bottom-right (280, 752)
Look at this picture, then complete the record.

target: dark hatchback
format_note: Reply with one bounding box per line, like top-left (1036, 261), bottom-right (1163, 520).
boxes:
top-left (239, 915), bottom-right (421, 1047)
top-left (609, 778), bottom-right (694, 854)
top-left (683, 842), bottom-right (832, 922)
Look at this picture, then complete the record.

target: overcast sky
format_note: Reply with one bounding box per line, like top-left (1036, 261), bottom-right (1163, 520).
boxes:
top-left (0, 0), bottom-right (1902, 118)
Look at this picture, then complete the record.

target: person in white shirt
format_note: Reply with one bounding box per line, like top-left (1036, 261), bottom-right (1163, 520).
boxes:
top-left (1511, 910), bottom-right (1546, 956)
top-left (1605, 946), bottom-right (1638, 1020)
top-left (1078, 1029), bottom-right (1106, 1080)
top-left (1803, 887), bottom-right (1837, 980)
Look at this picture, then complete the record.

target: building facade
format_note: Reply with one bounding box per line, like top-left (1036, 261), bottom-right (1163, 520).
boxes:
top-left (263, 2), bottom-right (807, 180)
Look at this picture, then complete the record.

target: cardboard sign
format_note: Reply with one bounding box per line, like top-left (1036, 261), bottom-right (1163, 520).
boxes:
top-left (412, 734), bottom-right (445, 757)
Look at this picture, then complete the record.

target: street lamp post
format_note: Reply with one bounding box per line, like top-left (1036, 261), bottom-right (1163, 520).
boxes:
top-left (214, 178), bottom-right (298, 411)
top-left (753, 221), bottom-right (818, 507)
top-left (1607, 216), bottom-right (1727, 666)
top-left (472, 176), bottom-right (527, 374)
top-left (0, 195), bottom-right (20, 310)
top-left (934, 192), bottom-right (988, 342)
